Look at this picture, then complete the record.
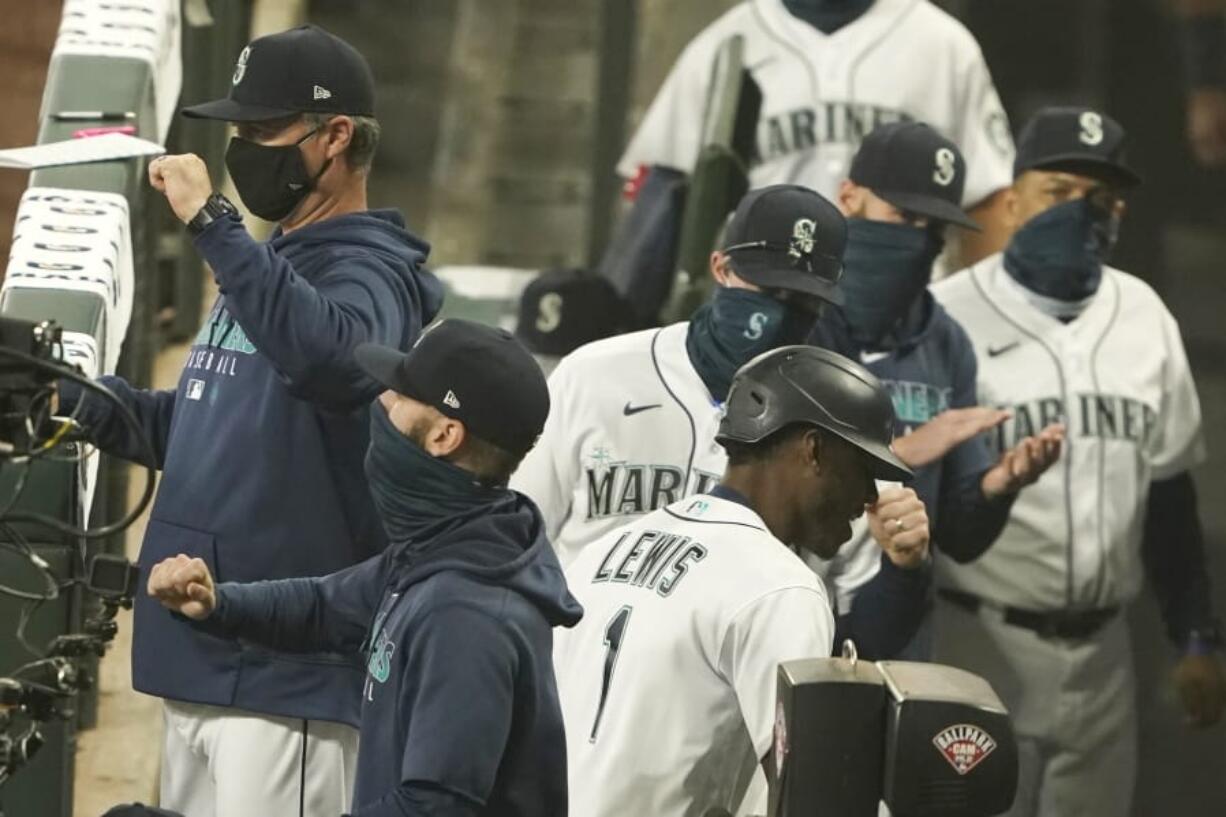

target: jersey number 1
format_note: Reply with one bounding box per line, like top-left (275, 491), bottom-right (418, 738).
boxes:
top-left (590, 605), bottom-right (633, 743)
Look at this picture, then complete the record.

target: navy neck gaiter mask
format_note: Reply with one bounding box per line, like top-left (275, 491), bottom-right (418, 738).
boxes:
top-left (838, 219), bottom-right (943, 348)
top-left (686, 287), bottom-right (816, 403)
top-left (783, 0), bottom-right (875, 33)
top-left (364, 403), bottom-right (503, 546)
top-left (1003, 198), bottom-right (1118, 303)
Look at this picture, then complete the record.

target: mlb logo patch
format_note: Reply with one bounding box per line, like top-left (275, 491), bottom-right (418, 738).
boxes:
top-left (933, 723), bottom-right (997, 775)
top-left (186, 379), bottom-right (206, 401)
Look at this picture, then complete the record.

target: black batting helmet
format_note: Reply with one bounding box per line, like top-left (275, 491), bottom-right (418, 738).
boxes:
top-left (716, 345), bottom-right (912, 481)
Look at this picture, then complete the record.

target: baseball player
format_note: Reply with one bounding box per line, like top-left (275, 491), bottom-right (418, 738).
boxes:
top-left (810, 121), bottom-right (1064, 657)
top-left (931, 107), bottom-right (1226, 817)
top-left (621, 0), bottom-right (1017, 263)
top-left (512, 184), bottom-right (932, 661)
top-left (554, 344), bottom-right (914, 817)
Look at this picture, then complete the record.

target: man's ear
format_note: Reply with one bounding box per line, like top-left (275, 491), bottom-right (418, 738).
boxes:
top-left (421, 414), bottom-right (467, 457)
top-left (323, 115), bottom-right (354, 161)
top-left (710, 251), bottom-right (731, 286)
top-left (803, 428), bottom-right (824, 473)
top-left (837, 179), bottom-right (863, 218)
top-left (436, 417), bottom-right (467, 458)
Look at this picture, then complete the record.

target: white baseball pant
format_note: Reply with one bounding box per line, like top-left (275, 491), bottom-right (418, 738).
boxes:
top-left (159, 700), bottom-right (359, 817)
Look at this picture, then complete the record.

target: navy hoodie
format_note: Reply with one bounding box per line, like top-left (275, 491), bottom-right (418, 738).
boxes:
top-left (199, 492), bottom-right (583, 817)
top-left (64, 210), bottom-right (443, 725)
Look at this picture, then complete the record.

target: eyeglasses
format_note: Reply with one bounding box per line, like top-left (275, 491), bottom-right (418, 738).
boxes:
top-left (722, 240), bottom-right (843, 285)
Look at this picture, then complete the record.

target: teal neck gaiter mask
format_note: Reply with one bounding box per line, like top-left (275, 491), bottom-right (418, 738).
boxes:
top-left (685, 287), bottom-right (816, 403)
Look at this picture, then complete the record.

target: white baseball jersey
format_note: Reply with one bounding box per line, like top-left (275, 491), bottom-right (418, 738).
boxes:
top-left (931, 257), bottom-right (1207, 610)
top-left (511, 322), bottom-right (880, 612)
top-left (620, 0), bottom-right (1014, 208)
top-left (554, 494), bottom-right (834, 817)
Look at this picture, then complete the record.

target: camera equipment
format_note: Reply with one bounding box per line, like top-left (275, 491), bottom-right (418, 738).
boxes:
top-left (0, 315), bottom-right (156, 807)
top-left (0, 317), bottom-right (62, 459)
top-left (0, 554), bottom-right (138, 795)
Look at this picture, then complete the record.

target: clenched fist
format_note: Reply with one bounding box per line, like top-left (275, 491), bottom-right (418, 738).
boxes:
top-left (147, 554), bottom-right (217, 620)
top-left (149, 153), bottom-right (213, 224)
top-left (866, 487), bottom-right (930, 570)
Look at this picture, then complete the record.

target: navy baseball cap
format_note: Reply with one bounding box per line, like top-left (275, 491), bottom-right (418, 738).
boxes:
top-left (721, 185), bottom-right (847, 306)
top-left (849, 121), bottom-right (980, 231)
top-left (1013, 107), bottom-right (1141, 188)
top-left (354, 320), bottom-right (550, 457)
top-left (515, 268), bottom-right (631, 357)
top-left (182, 25), bottom-right (375, 122)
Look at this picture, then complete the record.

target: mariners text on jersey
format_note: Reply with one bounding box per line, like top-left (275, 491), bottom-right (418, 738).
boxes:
top-left (754, 102), bottom-right (910, 164)
top-left (585, 460), bottom-right (721, 521)
top-left (990, 393), bottom-right (1157, 451)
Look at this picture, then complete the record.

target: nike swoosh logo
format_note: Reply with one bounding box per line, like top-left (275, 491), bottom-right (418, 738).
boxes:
top-left (623, 402), bottom-right (661, 416)
top-left (987, 341), bottom-right (1020, 358)
top-left (859, 351), bottom-right (889, 364)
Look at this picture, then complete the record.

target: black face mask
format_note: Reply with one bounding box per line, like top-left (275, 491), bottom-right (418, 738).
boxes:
top-left (1003, 198), bottom-right (1119, 303)
top-left (838, 219), bottom-right (943, 348)
top-left (224, 127), bottom-right (330, 222)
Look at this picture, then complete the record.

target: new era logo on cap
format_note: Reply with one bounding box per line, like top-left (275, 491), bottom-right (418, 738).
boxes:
top-left (313, 85), bottom-right (332, 101)
top-left (443, 390), bottom-right (461, 409)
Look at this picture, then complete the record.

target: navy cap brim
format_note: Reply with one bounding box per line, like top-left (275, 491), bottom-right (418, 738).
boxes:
top-left (1016, 153), bottom-right (1142, 189)
top-left (726, 251), bottom-right (844, 306)
top-left (353, 342), bottom-right (410, 395)
top-left (181, 97), bottom-right (302, 122)
top-left (875, 189), bottom-right (982, 231)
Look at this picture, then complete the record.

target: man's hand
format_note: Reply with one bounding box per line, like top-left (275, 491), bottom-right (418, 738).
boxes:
top-left (149, 154), bottom-right (213, 224)
top-left (980, 424), bottom-right (1064, 499)
top-left (892, 407), bottom-right (1012, 469)
top-left (1173, 653), bottom-right (1226, 727)
top-left (866, 487), bottom-right (930, 570)
top-left (1188, 88), bottom-right (1226, 167)
top-left (147, 554), bottom-right (217, 620)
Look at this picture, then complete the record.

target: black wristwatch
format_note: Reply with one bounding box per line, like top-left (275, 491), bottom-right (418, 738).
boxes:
top-left (187, 193), bottom-right (239, 237)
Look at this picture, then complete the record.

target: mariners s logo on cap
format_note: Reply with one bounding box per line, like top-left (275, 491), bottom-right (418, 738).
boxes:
top-left (933, 147), bottom-right (957, 187)
top-left (1079, 111), bottom-right (1104, 146)
top-left (789, 218), bottom-right (816, 260)
top-left (232, 46), bottom-right (251, 86)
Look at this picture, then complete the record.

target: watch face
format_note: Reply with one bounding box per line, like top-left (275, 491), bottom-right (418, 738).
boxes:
top-left (210, 194), bottom-right (238, 217)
